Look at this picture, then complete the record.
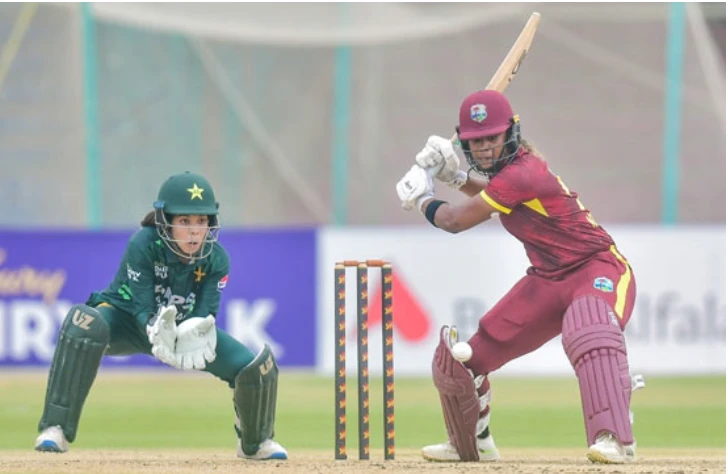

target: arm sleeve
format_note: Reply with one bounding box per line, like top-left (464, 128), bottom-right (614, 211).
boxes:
top-left (124, 241), bottom-right (159, 327)
top-left (189, 249), bottom-right (230, 318)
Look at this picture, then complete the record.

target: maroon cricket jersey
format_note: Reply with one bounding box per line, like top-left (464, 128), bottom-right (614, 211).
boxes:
top-left (481, 150), bottom-right (615, 278)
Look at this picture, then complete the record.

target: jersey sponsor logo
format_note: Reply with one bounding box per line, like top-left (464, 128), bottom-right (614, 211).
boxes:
top-left (470, 103), bottom-right (487, 123)
top-left (154, 263), bottom-right (168, 279)
top-left (126, 264), bottom-right (141, 282)
top-left (594, 276), bottom-right (614, 293)
top-left (154, 286), bottom-right (196, 318)
top-left (217, 275), bottom-right (228, 291)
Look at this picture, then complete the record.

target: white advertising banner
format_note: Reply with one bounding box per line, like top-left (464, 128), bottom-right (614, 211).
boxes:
top-left (316, 226), bottom-right (725, 376)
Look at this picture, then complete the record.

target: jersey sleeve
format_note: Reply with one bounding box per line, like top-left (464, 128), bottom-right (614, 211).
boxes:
top-left (480, 160), bottom-right (538, 214)
top-left (124, 239), bottom-right (159, 327)
top-left (188, 246), bottom-right (230, 318)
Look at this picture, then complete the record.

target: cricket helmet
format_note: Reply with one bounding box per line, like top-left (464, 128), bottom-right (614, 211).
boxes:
top-left (455, 90), bottom-right (521, 177)
top-left (153, 171), bottom-right (220, 261)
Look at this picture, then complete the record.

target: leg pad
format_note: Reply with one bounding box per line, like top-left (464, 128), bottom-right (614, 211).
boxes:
top-left (432, 326), bottom-right (480, 462)
top-left (233, 345), bottom-right (279, 456)
top-left (562, 296), bottom-right (633, 446)
top-left (39, 305), bottom-right (109, 442)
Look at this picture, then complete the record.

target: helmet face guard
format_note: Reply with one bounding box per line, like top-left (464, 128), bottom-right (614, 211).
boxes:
top-left (154, 203), bottom-right (220, 262)
top-left (153, 172), bottom-right (221, 263)
top-left (458, 116), bottom-right (521, 178)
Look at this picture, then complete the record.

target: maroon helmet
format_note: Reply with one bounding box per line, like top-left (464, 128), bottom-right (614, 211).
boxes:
top-left (456, 90), bottom-right (521, 177)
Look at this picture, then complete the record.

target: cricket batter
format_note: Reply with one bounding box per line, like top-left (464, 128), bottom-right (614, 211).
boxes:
top-left (35, 171), bottom-right (288, 461)
top-left (396, 90), bottom-right (638, 464)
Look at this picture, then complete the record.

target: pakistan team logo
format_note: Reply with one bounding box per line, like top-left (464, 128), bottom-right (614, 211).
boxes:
top-left (470, 103), bottom-right (487, 123)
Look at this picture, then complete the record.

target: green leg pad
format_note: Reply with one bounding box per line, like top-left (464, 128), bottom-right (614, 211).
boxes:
top-left (233, 344), bottom-right (279, 456)
top-left (38, 305), bottom-right (109, 442)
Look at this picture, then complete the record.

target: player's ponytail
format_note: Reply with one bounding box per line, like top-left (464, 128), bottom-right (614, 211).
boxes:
top-left (520, 139), bottom-right (543, 158)
top-left (140, 211), bottom-right (156, 227)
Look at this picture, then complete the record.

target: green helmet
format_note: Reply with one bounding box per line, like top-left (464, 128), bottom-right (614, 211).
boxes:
top-left (153, 172), bottom-right (221, 262)
top-left (154, 171), bottom-right (219, 216)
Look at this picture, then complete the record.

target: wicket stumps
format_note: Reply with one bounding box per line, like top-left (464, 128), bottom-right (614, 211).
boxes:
top-left (334, 259), bottom-right (395, 461)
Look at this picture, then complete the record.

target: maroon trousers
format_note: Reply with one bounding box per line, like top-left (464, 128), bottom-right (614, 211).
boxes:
top-left (466, 248), bottom-right (636, 376)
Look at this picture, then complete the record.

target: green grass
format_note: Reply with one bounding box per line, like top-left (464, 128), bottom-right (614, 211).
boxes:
top-left (1, 371), bottom-right (724, 450)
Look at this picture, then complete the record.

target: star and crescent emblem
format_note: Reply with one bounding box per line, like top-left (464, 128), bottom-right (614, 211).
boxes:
top-left (187, 183), bottom-right (204, 200)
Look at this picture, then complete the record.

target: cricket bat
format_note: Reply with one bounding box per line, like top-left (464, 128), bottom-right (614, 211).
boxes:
top-left (402, 12), bottom-right (542, 211)
top-left (449, 11), bottom-right (541, 142)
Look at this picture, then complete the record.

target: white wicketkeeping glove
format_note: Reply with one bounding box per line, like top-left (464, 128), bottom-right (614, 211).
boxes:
top-left (146, 305), bottom-right (180, 368)
top-left (415, 135), bottom-right (468, 190)
top-left (396, 164), bottom-right (435, 211)
top-left (174, 315), bottom-right (217, 370)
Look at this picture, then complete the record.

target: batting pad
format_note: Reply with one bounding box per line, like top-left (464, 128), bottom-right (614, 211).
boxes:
top-left (432, 326), bottom-right (480, 462)
top-left (234, 344), bottom-right (278, 456)
top-left (39, 305), bottom-right (109, 442)
top-left (562, 296), bottom-right (633, 446)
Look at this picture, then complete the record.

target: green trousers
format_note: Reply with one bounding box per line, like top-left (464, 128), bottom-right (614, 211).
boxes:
top-left (95, 303), bottom-right (255, 387)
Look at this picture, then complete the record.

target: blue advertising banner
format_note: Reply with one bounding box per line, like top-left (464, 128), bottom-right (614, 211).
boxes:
top-left (0, 229), bottom-right (317, 368)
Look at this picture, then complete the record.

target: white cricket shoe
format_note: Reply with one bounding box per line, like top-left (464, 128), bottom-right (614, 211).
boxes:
top-left (237, 438), bottom-right (288, 460)
top-left (34, 426), bottom-right (69, 453)
top-left (422, 434), bottom-right (499, 462)
top-left (587, 433), bottom-right (636, 464)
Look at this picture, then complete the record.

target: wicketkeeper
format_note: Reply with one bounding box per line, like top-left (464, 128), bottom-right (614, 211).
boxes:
top-left (35, 171), bottom-right (287, 461)
top-left (396, 90), bottom-right (640, 464)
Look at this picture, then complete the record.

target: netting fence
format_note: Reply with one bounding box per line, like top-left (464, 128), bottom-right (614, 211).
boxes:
top-left (0, 3), bottom-right (725, 228)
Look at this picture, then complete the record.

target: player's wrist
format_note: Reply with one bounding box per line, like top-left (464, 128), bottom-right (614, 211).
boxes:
top-left (424, 199), bottom-right (447, 227)
top-left (417, 192), bottom-right (435, 213)
top-left (445, 170), bottom-right (468, 189)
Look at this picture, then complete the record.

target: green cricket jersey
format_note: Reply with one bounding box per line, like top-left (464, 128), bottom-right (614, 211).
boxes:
top-left (91, 226), bottom-right (230, 327)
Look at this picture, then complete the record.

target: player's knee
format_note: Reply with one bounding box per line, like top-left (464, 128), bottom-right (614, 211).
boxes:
top-left (236, 345), bottom-right (278, 388)
top-left (61, 304), bottom-right (110, 344)
top-left (562, 295), bottom-right (625, 366)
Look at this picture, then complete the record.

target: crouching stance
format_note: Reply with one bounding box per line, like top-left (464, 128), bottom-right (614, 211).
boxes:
top-left (398, 90), bottom-right (642, 464)
top-left (35, 171), bottom-right (287, 460)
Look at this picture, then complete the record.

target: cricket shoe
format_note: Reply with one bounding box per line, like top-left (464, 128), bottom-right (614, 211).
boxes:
top-left (237, 438), bottom-right (288, 460)
top-left (34, 426), bottom-right (69, 453)
top-left (422, 434), bottom-right (499, 462)
top-left (586, 433), bottom-right (636, 464)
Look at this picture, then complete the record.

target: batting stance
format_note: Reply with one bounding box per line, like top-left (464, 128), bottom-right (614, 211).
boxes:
top-left (396, 90), bottom-right (639, 464)
top-left (35, 171), bottom-right (287, 461)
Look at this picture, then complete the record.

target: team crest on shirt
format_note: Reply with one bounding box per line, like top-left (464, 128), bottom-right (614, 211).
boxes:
top-left (593, 277), bottom-right (614, 293)
top-left (470, 104), bottom-right (487, 123)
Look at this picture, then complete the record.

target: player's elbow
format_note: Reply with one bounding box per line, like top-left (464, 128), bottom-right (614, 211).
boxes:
top-left (437, 210), bottom-right (468, 234)
top-left (437, 206), bottom-right (488, 234)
